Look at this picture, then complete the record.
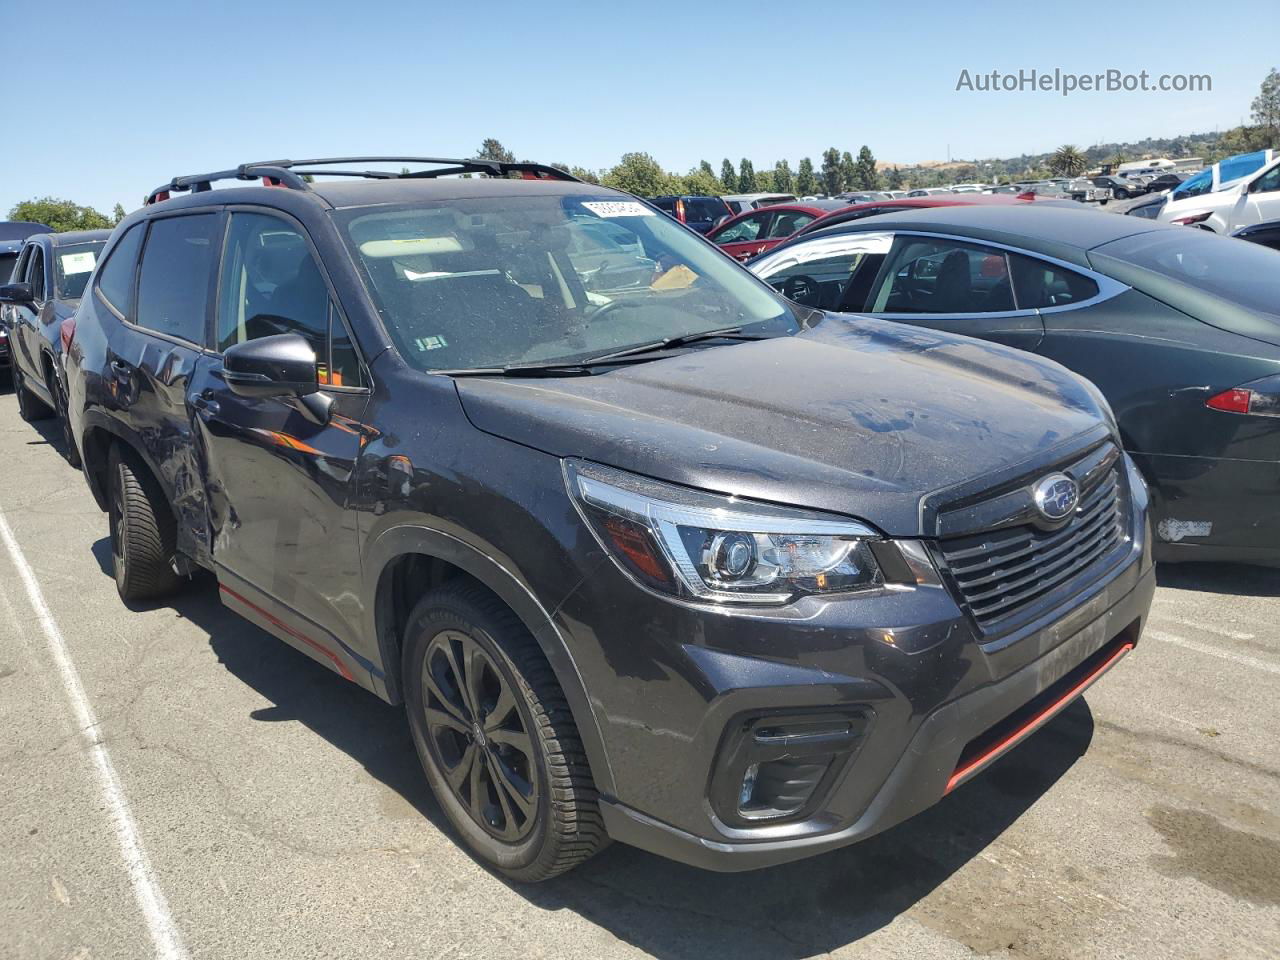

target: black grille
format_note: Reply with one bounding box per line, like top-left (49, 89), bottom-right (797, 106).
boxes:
top-left (939, 464), bottom-right (1127, 629)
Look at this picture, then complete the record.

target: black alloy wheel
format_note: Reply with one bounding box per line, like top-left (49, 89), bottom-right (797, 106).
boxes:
top-left (421, 628), bottom-right (539, 842)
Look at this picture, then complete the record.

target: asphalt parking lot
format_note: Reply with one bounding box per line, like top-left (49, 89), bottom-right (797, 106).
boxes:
top-left (0, 389), bottom-right (1277, 960)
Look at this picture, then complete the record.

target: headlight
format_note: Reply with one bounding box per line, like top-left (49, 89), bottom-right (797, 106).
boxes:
top-left (564, 460), bottom-right (883, 604)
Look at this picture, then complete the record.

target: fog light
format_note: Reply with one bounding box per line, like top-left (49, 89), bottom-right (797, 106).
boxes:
top-left (739, 763), bottom-right (759, 809)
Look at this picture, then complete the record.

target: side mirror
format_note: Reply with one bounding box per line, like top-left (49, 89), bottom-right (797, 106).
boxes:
top-left (223, 333), bottom-right (318, 398)
top-left (0, 282), bottom-right (34, 305)
top-left (223, 333), bottom-right (331, 425)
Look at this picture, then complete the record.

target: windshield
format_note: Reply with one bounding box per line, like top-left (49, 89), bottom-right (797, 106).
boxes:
top-left (337, 194), bottom-right (796, 371)
top-left (54, 241), bottom-right (106, 299)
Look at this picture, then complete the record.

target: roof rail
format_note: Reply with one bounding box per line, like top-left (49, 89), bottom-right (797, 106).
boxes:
top-left (144, 156), bottom-right (581, 204)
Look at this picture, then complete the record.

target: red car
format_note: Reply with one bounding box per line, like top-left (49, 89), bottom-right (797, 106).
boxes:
top-left (707, 200), bottom-right (848, 261)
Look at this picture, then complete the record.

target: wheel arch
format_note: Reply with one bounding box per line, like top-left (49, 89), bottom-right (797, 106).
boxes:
top-left (366, 524), bottom-right (616, 798)
top-left (78, 413), bottom-right (172, 515)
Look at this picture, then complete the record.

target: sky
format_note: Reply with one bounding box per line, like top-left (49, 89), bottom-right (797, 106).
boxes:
top-left (2, 0), bottom-right (1276, 217)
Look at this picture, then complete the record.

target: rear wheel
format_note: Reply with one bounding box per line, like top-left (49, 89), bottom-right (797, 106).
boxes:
top-left (108, 445), bottom-right (182, 602)
top-left (14, 365), bottom-right (52, 423)
top-left (404, 583), bottom-right (606, 881)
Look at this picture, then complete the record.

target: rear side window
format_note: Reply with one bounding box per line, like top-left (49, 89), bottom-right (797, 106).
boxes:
top-left (96, 224), bottom-right (146, 318)
top-left (136, 214), bottom-right (219, 343)
top-left (1009, 254), bottom-right (1099, 308)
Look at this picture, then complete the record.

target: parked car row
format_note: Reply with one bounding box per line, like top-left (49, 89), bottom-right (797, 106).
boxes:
top-left (0, 228), bottom-right (109, 464)
top-left (2, 152), bottom-right (1271, 890)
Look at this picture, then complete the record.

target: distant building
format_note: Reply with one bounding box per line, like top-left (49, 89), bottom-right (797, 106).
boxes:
top-left (1117, 158), bottom-right (1177, 174)
top-left (1171, 157), bottom-right (1203, 172)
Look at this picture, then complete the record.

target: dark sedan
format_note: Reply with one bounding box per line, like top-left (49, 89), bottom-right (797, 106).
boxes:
top-left (0, 229), bottom-right (110, 464)
top-left (749, 205), bottom-right (1280, 566)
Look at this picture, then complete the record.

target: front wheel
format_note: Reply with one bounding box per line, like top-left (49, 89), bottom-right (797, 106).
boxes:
top-left (404, 583), bottom-right (606, 881)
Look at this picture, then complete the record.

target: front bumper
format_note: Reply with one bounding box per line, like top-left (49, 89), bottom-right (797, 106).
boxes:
top-left (599, 562), bottom-right (1153, 871)
top-left (561, 455), bottom-right (1154, 871)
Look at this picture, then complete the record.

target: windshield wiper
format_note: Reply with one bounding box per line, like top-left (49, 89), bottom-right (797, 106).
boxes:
top-left (582, 325), bottom-right (771, 364)
top-left (436, 326), bottom-right (775, 378)
top-left (437, 363), bottom-right (597, 378)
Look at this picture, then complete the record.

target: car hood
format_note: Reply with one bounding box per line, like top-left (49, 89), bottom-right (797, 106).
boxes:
top-left (454, 315), bottom-right (1108, 536)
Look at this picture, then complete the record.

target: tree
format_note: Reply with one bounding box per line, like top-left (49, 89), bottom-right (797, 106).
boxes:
top-left (551, 162), bottom-right (601, 184)
top-left (839, 151), bottom-right (857, 192)
top-left (720, 159), bottom-right (737, 192)
top-left (112, 203), bottom-right (127, 225)
top-left (736, 158), bottom-right (756, 193)
top-left (885, 166), bottom-right (903, 190)
top-left (854, 145), bottom-right (879, 190)
top-left (773, 159), bottom-right (793, 193)
top-left (1251, 67), bottom-right (1280, 147)
top-left (8, 197), bottom-right (112, 232)
top-left (698, 160), bottom-right (718, 187)
top-left (755, 169), bottom-right (775, 192)
top-left (820, 148), bottom-right (842, 196)
top-left (601, 152), bottom-right (676, 196)
top-left (475, 138), bottom-right (515, 163)
top-left (796, 157), bottom-right (817, 195)
top-left (679, 165), bottom-right (724, 196)
top-left (1049, 144), bottom-right (1087, 177)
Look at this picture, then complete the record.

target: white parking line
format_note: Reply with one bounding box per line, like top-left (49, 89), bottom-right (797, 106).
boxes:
top-left (0, 510), bottom-right (190, 960)
top-left (1146, 628), bottom-right (1280, 677)
top-left (1156, 615), bottom-right (1256, 641)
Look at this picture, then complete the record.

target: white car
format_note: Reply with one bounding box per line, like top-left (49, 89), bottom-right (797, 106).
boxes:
top-left (1159, 154), bottom-right (1280, 233)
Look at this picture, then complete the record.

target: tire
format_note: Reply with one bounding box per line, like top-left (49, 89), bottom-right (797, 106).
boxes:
top-left (108, 444), bottom-right (182, 602)
top-left (14, 365), bottom-right (52, 423)
top-left (53, 373), bottom-right (81, 468)
top-left (404, 582), bottom-right (606, 881)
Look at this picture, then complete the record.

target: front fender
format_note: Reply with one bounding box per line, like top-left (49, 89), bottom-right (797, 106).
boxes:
top-left (362, 522), bottom-right (617, 798)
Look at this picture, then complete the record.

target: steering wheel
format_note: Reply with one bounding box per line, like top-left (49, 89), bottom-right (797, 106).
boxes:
top-left (781, 275), bottom-right (821, 306)
top-left (586, 298), bottom-right (630, 324)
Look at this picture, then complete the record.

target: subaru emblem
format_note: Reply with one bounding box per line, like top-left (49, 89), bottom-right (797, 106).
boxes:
top-left (1033, 473), bottom-right (1079, 522)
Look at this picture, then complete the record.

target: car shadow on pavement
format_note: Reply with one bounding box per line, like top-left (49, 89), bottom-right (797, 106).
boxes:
top-left (87, 540), bottom-right (449, 834)
top-left (87, 539), bottom-right (1094, 957)
top-left (1156, 562), bottom-right (1280, 597)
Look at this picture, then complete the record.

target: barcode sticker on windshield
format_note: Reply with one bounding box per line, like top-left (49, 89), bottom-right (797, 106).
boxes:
top-left (582, 201), bottom-right (654, 219)
top-left (60, 251), bottom-right (97, 275)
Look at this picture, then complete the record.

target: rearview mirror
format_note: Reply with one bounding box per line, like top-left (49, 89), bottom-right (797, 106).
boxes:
top-left (0, 282), bottom-right (34, 305)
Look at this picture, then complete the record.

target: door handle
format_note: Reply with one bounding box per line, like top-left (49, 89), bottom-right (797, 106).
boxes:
top-left (190, 392), bottom-right (220, 417)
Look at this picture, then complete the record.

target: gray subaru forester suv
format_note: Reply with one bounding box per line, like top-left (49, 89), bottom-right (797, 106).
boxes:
top-left (66, 157), bottom-right (1154, 881)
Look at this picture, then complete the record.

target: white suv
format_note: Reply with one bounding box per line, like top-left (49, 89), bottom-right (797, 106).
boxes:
top-left (1159, 155), bottom-right (1280, 233)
